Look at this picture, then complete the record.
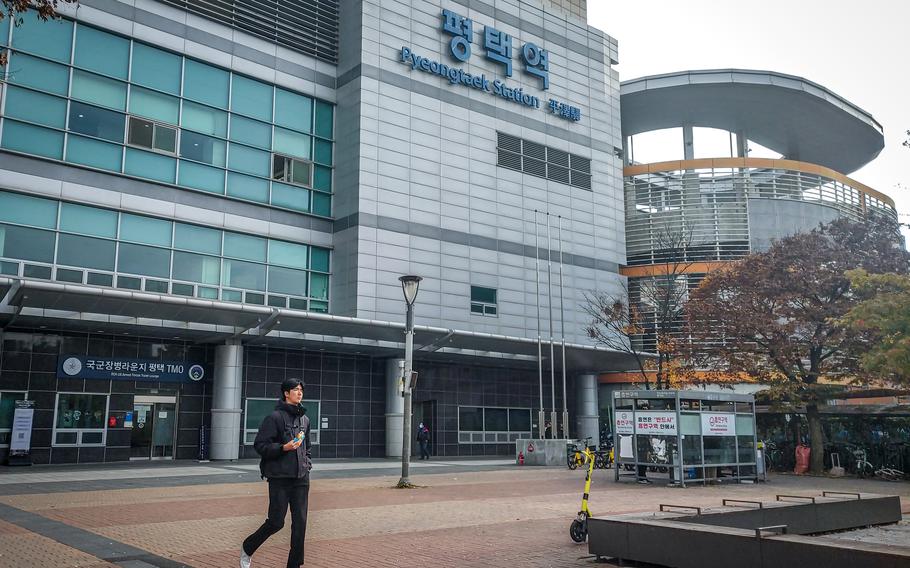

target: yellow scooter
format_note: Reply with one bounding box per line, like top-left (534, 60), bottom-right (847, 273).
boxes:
top-left (569, 443), bottom-right (596, 542)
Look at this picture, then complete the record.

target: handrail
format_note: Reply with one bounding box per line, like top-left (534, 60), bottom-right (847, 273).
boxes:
top-left (722, 499), bottom-right (763, 509)
top-left (659, 504), bottom-right (702, 515)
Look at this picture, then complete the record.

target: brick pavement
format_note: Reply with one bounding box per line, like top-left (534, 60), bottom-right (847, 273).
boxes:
top-left (1, 464), bottom-right (909, 568)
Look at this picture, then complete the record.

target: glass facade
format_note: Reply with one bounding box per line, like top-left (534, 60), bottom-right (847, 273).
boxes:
top-left (0, 191), bottom-right (331, 311)
top-left (0, 12), bottom-right (335, 218)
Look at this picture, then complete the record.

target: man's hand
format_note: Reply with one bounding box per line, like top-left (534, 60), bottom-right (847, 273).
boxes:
top-left (282, 439), bottom-right (302, 452)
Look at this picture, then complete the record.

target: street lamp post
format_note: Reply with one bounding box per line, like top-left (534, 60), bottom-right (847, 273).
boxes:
top-left (397, 274), bottom-right (422, 488)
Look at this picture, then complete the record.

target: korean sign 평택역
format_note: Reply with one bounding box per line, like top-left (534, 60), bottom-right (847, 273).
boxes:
top-left (634, 411), bottom-right (678, 435)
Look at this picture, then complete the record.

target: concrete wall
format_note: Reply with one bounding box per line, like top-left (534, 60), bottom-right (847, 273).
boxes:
top-left (747, 198), bottom-right (841, 252)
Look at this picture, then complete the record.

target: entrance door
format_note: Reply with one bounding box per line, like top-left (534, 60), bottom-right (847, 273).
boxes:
top-left (131, 396), bottom-right (177, 460)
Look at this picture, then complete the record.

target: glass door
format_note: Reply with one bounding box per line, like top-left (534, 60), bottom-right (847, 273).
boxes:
top-left (131, 396), bottom-right (177, 460)
top-left (151, 403), bottom-right (176, 459)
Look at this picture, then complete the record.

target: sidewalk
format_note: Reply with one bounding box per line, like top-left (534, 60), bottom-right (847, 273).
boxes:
top-left (0, 460), bottom-right (908, 567)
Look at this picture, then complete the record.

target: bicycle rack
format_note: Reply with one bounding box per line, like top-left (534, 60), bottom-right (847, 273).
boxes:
top-left (722, 498), bottom-right (763, 509)
top-left (775, 494), bottom-right (816, 503)
top-left (659, 504), bottom-right (701, 515)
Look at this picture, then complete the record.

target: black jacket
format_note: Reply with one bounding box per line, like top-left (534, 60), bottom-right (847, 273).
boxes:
top-left (417, 428), bottom-right (430, 443)
top-left (254, 402), bottom-right (312, 480)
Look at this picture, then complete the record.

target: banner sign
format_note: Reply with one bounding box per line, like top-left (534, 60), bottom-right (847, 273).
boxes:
top-left (58, 356), bottom-right (206, 383)
top-left (701, 413), bottom-right (736, 436)
top-left (614, 411), bottom-right (634, 435)
top-left (634, 411), bottom-right (678, 435)
top-left (10, 400), bottom-right (35, 453)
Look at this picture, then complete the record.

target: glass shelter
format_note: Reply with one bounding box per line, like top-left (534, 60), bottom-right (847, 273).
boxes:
top-left (612, 390), bottom-right (757, 487)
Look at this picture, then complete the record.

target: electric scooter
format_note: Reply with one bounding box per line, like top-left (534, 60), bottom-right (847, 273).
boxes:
top-left (569, 443), bottom-right (596, 542)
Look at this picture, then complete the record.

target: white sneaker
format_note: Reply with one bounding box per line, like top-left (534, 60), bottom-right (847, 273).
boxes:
top-left (240, 548), bottom-right (252, 568)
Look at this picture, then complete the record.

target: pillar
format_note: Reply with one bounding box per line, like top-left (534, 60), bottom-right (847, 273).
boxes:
top-left (211, 339), bottom-right (243, 460)
top-left (385, 358), bottom-right (404, 458)
top-left (575, 373), bottom-right (599, 447)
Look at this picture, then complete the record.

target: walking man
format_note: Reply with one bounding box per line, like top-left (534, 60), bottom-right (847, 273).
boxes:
top-left (241, 379), bottom-right (311, 568)
top-left (417, 422), bottom-right (431, 460)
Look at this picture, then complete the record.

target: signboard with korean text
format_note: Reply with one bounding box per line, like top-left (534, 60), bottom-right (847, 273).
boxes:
top-left (614, 410), bottom-right (634, 435)
top-left (57, 356), bottom-right (206, 383)
top-left (701, 413), bottom-right (736, 436)
top-left (634, 411), bottom-right (677, 435)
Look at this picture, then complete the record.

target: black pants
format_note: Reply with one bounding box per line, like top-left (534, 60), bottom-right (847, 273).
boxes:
top-left (419, 440), bottom-right (430, 459)
top-left (243, 477), bottom-right (310, 567)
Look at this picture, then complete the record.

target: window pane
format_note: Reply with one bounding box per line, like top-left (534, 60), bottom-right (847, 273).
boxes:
top-left (226, 172), bottom-right (269, 203)
top-left (310, 247), bottom-right (329, 272)
top-left (131, 43), bottom-right (181, 94)
top-left (57, 234), bottom-right (115, 270)
top-left (71, 70), bottom-right (127, 110)
top-left (223, 233), bottom-right (266, 262)
top-left (267, 266), bottom-right (307, 296)
top-left (291, 160), bottom-right (311, 186)
top-left (309, 273), bottom-right (327, 299)
top-left (179, 131), bottom-right (226, 167)
top-left (129, 87), bottom-right (179, 124)
top-left (274, 89), bottom-right (312, 133)
top-left (68, 102), bottom-right (125, 142)
top-left (4, 86), bottom-right (66, 128)
top-left (459, 407), bottom-right (483, 431)
top-left (483, 408), bottom-right (507, 431)
top-left (153, 125), bottom-right (177, 153)
top-left (227, 144), bottom-right (270, 177)
top-left (118, 243), bottom-right (170, 277)
top-left (245, 399), bottom-right (276, 430)
top-left (74, 25), bottom-right (129, 79)
top-left (271, 182), bottom-right (310, 212)
top-left (0, 224), bottom-right (56, 262)
top-left (471, 286), bottom-right (497, 304)
top-left (312, 193), bottom-right (331, 217)
top-left (127, 117), bottom-right (154, 148)
top-left (314, 139), bottom-right (332, 165)
top-left (172, 251), bottom-right (220, 285)
top-left (313, 165), bottom-right (332, 192)
top-left (268, 240), bottom-right (308, 269)
top-left (174, 223), bottom-right (221, 254)
top-left (178, 160), bottom-right (225, 194)
top-left (0, 13), bottom-right (7, 46)
top-left (7, 52), bottom-right (69, 95)
top-left (509, 409), bottom-right (531, 431)
top-left (182, 101), bottom-right (227, 137)
top-left (0, 192), bottom-right (57, 229)
top-left (1, 121), bottom-right (64, 159)
top-left (60, 202), bottom-right (117, 238)
top-left (222, 259), bottom-right (266, 290)
top-left (66, 135), bottom-right (123, 172)
top-left (120, 213), bottom-right (172, 246)
top-left (231, 75), bottom-right (272, 121)
top-left (56, 394), bottom-right (107, 429)
top-left (273, 128), bottom-right (311, 160)
top-left (124, 148), bottom-right (176, 183)
top-left (229, 115), bottom-right (270, 148)
top-left (11, 10), bottom-right (73, 62)
top-left (183, 59), bottom-right (229, 108)
top-left (0, 393), bottom-right (26, 430)
top-left (314, 100), bottom-right (334, 139)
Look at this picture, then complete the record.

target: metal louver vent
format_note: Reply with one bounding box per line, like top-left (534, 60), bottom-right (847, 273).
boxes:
top-left (570, 171), bottom-right (592, 189)
top-left (547, 148), bottom-right (569, 167)
top-left (548, 164), bottom-right (570, 184)
top-left (523, 157), bottom-right (547, 177)
top-left (495, 131), bottom-right (593, 191)
top-left (523, 140), bottom-right (546, 160)
top-left (570, 155), bottom-right (591, 174)
top-left (497, 132), bottom-right (522, 153)
top-left (498, 149), bottom-right (522, 171)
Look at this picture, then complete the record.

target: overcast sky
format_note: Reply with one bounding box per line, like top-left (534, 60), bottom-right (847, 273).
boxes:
top-left (587, 0), bottom-right (910, 225)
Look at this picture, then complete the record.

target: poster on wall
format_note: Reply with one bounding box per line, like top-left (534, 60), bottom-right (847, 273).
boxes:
top-left (634, 411), bottom-right (677, 435)
top-left (614, 411), bottom-right (634, 435)
top-left (10, 400), bottom-right (35, 453)
top-left (701, 413), bottom-right (736, 436)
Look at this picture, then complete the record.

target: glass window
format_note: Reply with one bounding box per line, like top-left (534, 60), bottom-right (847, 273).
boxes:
top-left (314, 139), bottom-right (332, 165)
top-left (312, 193), bottom-right (331, 217)
top-left (11, 10), bottom-right (73, 62)
top-left (7, 52), bottom-right (69, 95)
top-left (131, 43), bottom-right (181, 95)
top-left (509, 409), bottom-right (531, 431)
top-left (0, 13), bottom-right (8, 46)
top-left (174, 223), bottom-right (221, 255)
top-left (60, 202), bottom-right (118, 238)
top-left (314, 100), bottom-right (334, 139)
top-left (182, 101), bottom-right (227, 137)
top-left (313, 165), bottom-right (332, 193)
top-left (271, 182), bottom-right (310, 212)
top-left (0, 392), bottom-right (27, 444)
top-left (74, 25), bottom-right (129, 79)
top-left (0, 224), bottom-right (56, 263)
top-left (68, 102), bottom-right (125, 142)
top-left (274, 89), bottom-right (312, 133)
top-left (120, 214), bottom-right (172, 247)
top-left (65, 135), bottom-right (123, 172)
top-left (231, 75), bottom-right (272, 121)
top-left (179, 131), bottom-right (226, 167)
top-left (178, 161), bottom-right (225, 194)
top-left (172, 251), bottom-right (220, 285)
top-left (735, 415), bottom-right (755, 436)
top-left (245, 398), bottom-right (275, 431)
top-left (273, 128), bottom-right (311, 160)
top-left (118, 242), bottom-right (170, 277)
top-left (183, 59), bottom-right (229, 108)
top-left (0, 192), bottom-right (57, 229)
top-left (4, 86), bottom-right (67, 128)
top-left (222, 259), bottom-right (266, 290)
top-left (310, 248), bottom-right (330, 272)
top-left (703, 436), bottom-right (737, 464)
top-left (128, 118), bottom-right (177, 154)
top-left (129, 87), bottom-right (179, 124)
top-left (227, 144), bottom-right (270, 177)
top-left (272, 155), bottom-right (312, 187)
top-left (459, 407), bottom-right (483, 431)
top-left (56, 393), bottom-right (107, 429)
top-left (124, 148), bottom-right (177, 183)
top-left (0, 120), bottom-right (64, 159)
top-left (226, 172), bottom-right (269, 203)
top-left (309, 273), bottom-right (328, 299)
top-left (229, 115), bottom-right (270, 148)
top-left (680, 413), bottom-right (701, 435)
top-left (71, 70), bottom-right (127, 110)
top-left (267, 266), bottom-right (307, 296)
top-left (268, 240), bottom-right (308, 269)
top-left (223, 233), bottom-right (267, 262)
top-left (57, 234), bottom-right (116, 270)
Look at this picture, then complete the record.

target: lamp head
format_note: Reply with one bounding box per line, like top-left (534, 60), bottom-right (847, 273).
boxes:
top-left (399, 275), bottom-right (422, 305)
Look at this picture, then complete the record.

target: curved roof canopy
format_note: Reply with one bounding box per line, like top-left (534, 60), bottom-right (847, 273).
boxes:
top-left (620, 69), bottom-right (884, 174)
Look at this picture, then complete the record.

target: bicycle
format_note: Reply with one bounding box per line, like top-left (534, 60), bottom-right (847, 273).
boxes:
top-left (567, 437), bottom-right (595, 470)
top-left (852, 448), bottom-right (875, 478)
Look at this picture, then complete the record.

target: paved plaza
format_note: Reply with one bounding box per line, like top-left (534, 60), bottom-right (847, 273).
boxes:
top-left (1, 459), bottom-right (908, 568)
